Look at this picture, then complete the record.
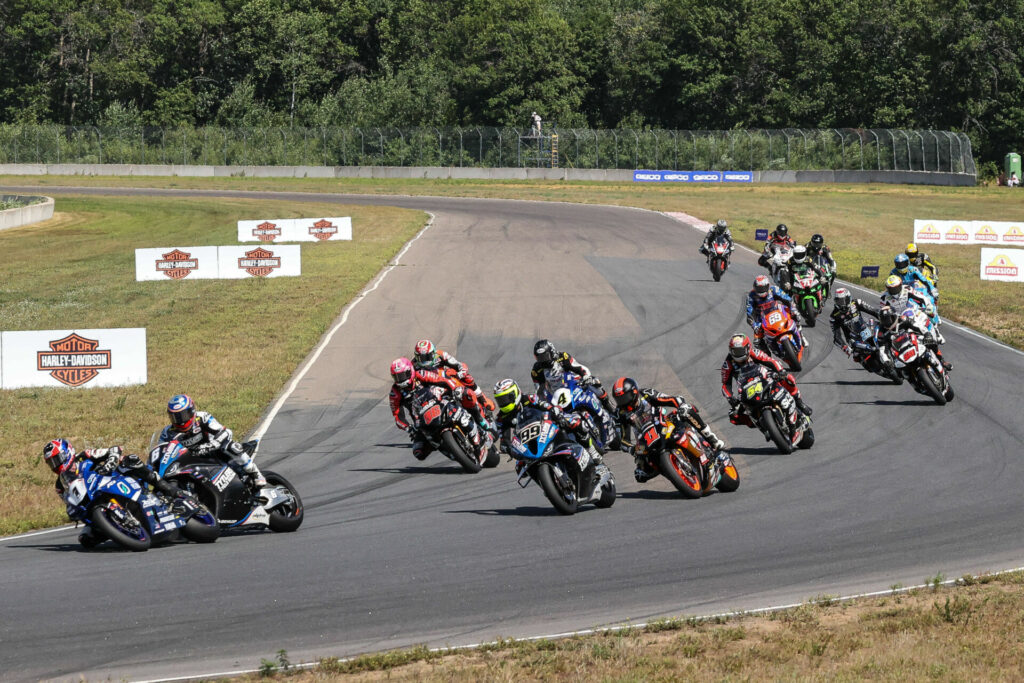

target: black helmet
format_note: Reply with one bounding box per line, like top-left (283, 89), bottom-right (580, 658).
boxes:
top-left (533, 339), bottom-right (557, 365)
top-left (612, 377), bottom-right (640, 412)
top-left (810, 234), bottom-right (824, 248)
top-left (775, 223), bottom-right (788, 237)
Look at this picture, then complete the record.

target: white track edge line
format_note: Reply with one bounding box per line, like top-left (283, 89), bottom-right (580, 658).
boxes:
top-left (0, 524), bottom-right (75, 543)
top-left (248, 212), bottom-right (436, 442)
top-left (132, 564), bottom-right (1024, 683)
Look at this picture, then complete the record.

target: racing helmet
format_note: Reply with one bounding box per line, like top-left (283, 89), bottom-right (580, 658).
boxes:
top-left (167, 394), bottom-right (196, 430)
top-left (885, 274), bottom-right (903, 296)
top-left (905, 243), bottom-right (919, 261)
top-left (810, 234), bottom-right (824, 249)
top-left (390, 357), bottom-right (415, 390)
top-left (714, 219), bottom-right (728, 232)
top-left (728, 334), bottom-right (752, 364)
top-left (833, 287), bottom-right (852, 312)
top-left (753, 274), bottom-right (771, 299)
top-left (774, 223), bottom-right (788, 238)
top-left (612, 377), bottom-right (640, 412)
top-left (893, 253), bottom-right (910, 274)
top-left (43, 438), bottom-right (76, 474)
top-left (533, 339), bottom-right (557, 365)
top-left (413, 339), bottom-right (438, 369)
top-left (493, 378), bottom-right (521, 415)
top-left (791, 245), bottom-right (808, 264)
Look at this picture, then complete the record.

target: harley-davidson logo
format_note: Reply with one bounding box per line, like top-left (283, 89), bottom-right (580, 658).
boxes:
top-left (945, 223), bottom-right (969, 241)
top-left (36, 333), bottom-right (112, 387)
top-left (1003, 226), bottom-right (1024, 243)
top-left (974, 224), bottom-right (999, 242)
top-left (238, 247), bottom-right (281, 277)
top-left (308, 219), bottom-right (338, 241)
top-left (917, 223), bottom-right (942, 241)
top-left (252, 221), bottom-right (281, 243)
top-left (155, 249), bottom-right (199, 280)
top-left (985, 254), bottom-right (1019, 278)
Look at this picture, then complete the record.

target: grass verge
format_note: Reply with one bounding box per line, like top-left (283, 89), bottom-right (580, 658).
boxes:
top-left (0, 195), bottom-right (425, 535)
top-left (4, 176), bottom-right (1021, 348)
top-left (248, 571), bottom-right (1024, 681)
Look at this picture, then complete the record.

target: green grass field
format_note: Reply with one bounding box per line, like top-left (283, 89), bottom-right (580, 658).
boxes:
top-left (0, 195), bottom-right (425, 534)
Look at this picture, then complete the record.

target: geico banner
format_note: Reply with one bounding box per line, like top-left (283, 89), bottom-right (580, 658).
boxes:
top-left (980, 247), bottom-right (1024, 282)
top-left (1, 328), bottom-right (147, 389)
top-left (135, 246), bottom-right (220, 281)
top-left (914, 219), bottom-right (1024, 245)
top-left (633, 170), bottom-right (751, 183)
top-left (217, 245), bottom-right (301, 279)
top-left (238, 217), bottom-right (352, 242)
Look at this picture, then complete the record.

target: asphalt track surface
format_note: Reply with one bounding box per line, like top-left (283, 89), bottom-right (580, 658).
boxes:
top-left (3, 187), bottom-right (1024, 681)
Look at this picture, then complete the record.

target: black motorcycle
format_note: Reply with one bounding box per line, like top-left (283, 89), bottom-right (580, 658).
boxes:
top-left (409, 384), bottom-right (499, 472)
top-left (705, 233), bottom-right (733, 282)
top-left (733, 368), bottom-right (813, 454)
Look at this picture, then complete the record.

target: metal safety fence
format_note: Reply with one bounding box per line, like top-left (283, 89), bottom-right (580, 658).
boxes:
top-left (0, 126), bottom-right (975, 175)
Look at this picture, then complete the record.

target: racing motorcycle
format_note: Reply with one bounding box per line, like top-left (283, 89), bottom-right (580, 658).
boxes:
top-left (847, 317), bottom-right (901, 383)
top-left (813, 252), bottom-right (836, 294)
top-left (409, 384), bottom-right (499, 472)
top-left (791, 269), bottom-right (826, 327)
top-left (148, 439), bottom-right (304, 532)
top-left (706, 233), bottom-right (733, 282)
top-left (629, 413), bottom-right (740, 498)
top-left (507, 405), bottom-right (615, 515)
top-left (766, 244), bottom-right (794, 289)
top-left (61, 456), bottom-right (219, 551)
top-left (543, 371), bottom-right (620, 452)
top-left (758, 300), bottom-right (806, 372)
top-left (731, 365), bottom-right (814, 454)
top-left (885, 314), bottom-right (954, 405)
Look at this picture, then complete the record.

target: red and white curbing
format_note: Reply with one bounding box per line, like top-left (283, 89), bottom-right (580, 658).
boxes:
top-left (664, 211), bottom-right (713, 233)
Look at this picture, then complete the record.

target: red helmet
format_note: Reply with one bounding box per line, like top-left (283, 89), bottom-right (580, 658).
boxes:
top-left (753, 275), bottom-right (771, 298)
top-left (728, 334), bottom-right (752, 363)
top-left (390, 357), bottom-right (415, 389)
top-left (612, 377), bottom-right (640, 412)
top-left (413, 339), bottom-right (438, 369)
top-left (43, 438), bottom-right (76, 474)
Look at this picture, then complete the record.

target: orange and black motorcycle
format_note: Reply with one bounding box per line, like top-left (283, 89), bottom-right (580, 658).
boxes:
top-left (630, 413), bottom-right (739, 499)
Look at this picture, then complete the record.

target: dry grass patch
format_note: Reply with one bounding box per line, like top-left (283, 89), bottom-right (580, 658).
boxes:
top-left (0, 195), bottom-right (425, 534)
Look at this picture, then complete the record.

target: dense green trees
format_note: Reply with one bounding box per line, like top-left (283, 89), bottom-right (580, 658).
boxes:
top-left (1, 0), bottom-right (1022, 159)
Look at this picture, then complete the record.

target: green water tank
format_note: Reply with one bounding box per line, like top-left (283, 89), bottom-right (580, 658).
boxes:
top-left (1005, 152), bottom-right (1021, 179)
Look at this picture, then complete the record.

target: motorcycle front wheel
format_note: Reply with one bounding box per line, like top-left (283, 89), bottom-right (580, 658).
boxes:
top-left (182, 508), bottom-right (220, 543)
top-left (761, 410), bottom-right (795, 454)
top-left (536, 461), bottom-right (578, 515)
top-left (91, 501), bottom-right (151, 551)
top-left (801, 298), bottom-right (818, 327)
top-left (442, 430), bottom-right (483, 473)
top-left (266, 471), bottom-right (305, 532)
top-left (711, 258), bottom-right (724, 282)
top-left (780, 338), bottom-right (802, 372)
top-left (659, 449), bottom-right (703, 499)
top-left (916, 366), bottom-right (947, 405)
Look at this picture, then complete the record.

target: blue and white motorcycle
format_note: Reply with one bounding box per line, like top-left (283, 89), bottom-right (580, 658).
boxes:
top-left (540, 370), bottom-right (620, 452)
top-left (61, 458), bottom-right (219, 551)
top-left (508, 405), bottom-right (616, 515)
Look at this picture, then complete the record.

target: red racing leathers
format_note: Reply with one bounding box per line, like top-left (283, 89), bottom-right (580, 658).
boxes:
top-left (389, 369), bottom-right (486, 460)
top-left (721, 348), bottom-right (804, 427)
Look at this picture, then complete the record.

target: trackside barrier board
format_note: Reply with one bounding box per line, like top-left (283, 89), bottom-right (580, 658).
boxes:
top-left (634, 170), bottom-right (752, 183)
top-left (1, 328), bottom-right (147, 389)
top-left (135, 246), bottom-right (220, 281)
top-left (217, 245), bottom-right (301, 279)
top-left (980, 247), bottom-right (1024, 282)
top-left (237, 217), bottom-right (352, 242)
top-left (914, 220), bottom-right (1024, 245)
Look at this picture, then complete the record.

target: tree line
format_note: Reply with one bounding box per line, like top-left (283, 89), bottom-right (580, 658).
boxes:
top-left (1, 0), bottom-right (1022, 162)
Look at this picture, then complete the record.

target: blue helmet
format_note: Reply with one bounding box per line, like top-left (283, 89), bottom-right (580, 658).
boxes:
top-left (167, 394), bottom-right (196, 429)
top-left (894, 253), bottom-right (910, 274)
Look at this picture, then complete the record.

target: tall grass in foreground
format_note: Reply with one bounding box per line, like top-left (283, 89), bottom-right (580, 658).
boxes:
top-left (0, 196), bottom-right (425, 534)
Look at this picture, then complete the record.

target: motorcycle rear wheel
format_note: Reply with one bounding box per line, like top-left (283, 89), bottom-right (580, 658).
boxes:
top-left (442, 430), bottom-right (482, 473)
top-left (658, 449), bottom-right (703, 499)
top-left (761, 411), bottom-right (795, 454)
top-left (916, 366), bottom-right (947, 405)
top-left (536, 461), bottom-right (578, 515)
top-left (266, 471), bottom-right (304, 532)
top-left (91, 502), bottom-right (151, 551)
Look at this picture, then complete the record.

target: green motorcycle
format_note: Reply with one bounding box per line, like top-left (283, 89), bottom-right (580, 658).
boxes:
top-left (790, 269), bottom-right (826, 327)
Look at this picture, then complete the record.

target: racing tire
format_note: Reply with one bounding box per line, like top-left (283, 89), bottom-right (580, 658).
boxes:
top-left (266, 471), bottom-right (304, 532)
top-left (780, 338), bottom-right (802, 372)
top-left (761, 411), bottom-right (795, 454)
top-left (91, 502), bottom-right (151, 551)
top-left (711, 258), bottom-right (724, 282)
top-left (182, 508), bottom-right (220, 543)
top-left (442, 430), bottom-right (482, 473)
top-left (916, 367), bottom-right (947, 405)
top-left (716, 461), bottom-right (740, 492)
top-left (536, 461), bottom-right (578, 515)
top-left (595, 476), bottom-right (617, 508)
top-left (483, 446), bottom-right (500, 468)
top-left (797, 425), bottom-right (815, 450)
top-left (658, 449), bottom-right (703, 499)
top-left (944, 381), bottom-right (955, 402)
top-left (801, 299), bottom-right (818, 327)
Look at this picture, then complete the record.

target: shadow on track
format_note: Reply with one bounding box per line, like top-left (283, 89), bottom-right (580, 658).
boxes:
top-left (446, 506), bottom-right (593, 517)
top-left (841, 399), bottom-right (936, 407)
top-left (350, 466), bottom-right (466, 476)
top-left (727, 445), bottom-right (789, 456)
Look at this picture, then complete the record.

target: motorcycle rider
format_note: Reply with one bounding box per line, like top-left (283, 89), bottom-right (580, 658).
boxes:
top-left (876, 305), bottom-right (952, 371)
top-left (905, 243), bottom-right (938, 286)
top-left (720, 334), bottom-right (813, 423)
top-left (891, 254), bottom-right (938, 302)
top-left (389, 357), bottom-right (486, 461)
top-left (161, 394), bottom-right (267, 488)
top-left (881, 275), bottom-right (941, 331)
top-left (611, 377), bottom-right (725, 483)
top-left (746, 274), bottom-right (804, 351)
top-left (699, 219), bottom-right (734, 256)
top-left (530, 339), bottom-right (616, 415)
top-left (757, 223), bottom-right (797, 282)
top-left (43, 438), bottom-right (198, 548)
top-left (787, 245), bottom-right (827, 290)
top-left (492, 378), bottom-right (606, 477)
top-left (412, 339), bottom-right (492, 410)
top-left (829, 287), bottom-right (881, 357)
top-left (805, 234), bottom-right (837, 289)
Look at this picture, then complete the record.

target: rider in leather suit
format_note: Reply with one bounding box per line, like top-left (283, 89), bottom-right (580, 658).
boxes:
top-left (720, 334), bottom-right (813, 422)
top-left (746, 274), bottom-right (804, 350)
top-left (829, 287), bottom-right (881, 357)
top-left (531, 339), bottom-right (616, 414)
top-left (412, 339), bottom-right (492, 411)
top-left (699, 219), bottom-right (735, 255)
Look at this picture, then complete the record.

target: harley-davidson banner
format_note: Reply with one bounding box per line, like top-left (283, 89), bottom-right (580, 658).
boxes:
top-left (1, 328), bottom-right (147, 389)
top-left (217, 244), bottom-right (301, 279)
top-left (238, 217), bottom-right (352, 242)
top-left (135, 246), bottom-right (219, 281)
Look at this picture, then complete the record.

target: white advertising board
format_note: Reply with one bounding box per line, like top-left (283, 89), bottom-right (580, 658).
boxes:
top-left (217, 245), bottom-right (301, 279)
top-left (980, 247), bottom-right (1024, 282)
top-left (135, 246), bottom-right (220, 281)
top-left (1, 328), bottom-right (147, 389)
top-left (914, 219), bottom-right (1024, 245)
top-left (238, 217), bottom-right (352, 242)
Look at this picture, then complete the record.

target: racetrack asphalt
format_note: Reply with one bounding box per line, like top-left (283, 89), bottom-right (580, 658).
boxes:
top-left (2, 187), bottom-right (1023, 682)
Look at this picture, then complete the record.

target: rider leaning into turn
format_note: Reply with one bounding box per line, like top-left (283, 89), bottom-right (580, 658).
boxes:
top-left (891, 254), bottom-right (938, 302)
top-left (530, 339), bottom-right (616, 414)
top-left (805, 234), bottom-right (837, 274)
top-left (699, 219), bottom-right (735, 255)
top-left (905, 243), bottom-right (938, 286)
top-left (746, 274), bottom-right (804, 348)
top-left (786, 245), bottom-right (826, 288)
top-left (44, 438), bottom-right (197, 548)
top-left (875, 305), bottom-right (952, 371)
top-left (611, 377), bottom-right (725, 483)
top-left (161, 394), bottom-right (266, 488)
top-left (412, 339), bottom-right (492, 410)
top-left (720, 334), bottom-right (813, 418)
top-left (757, 223), bottom-right (797, 269)
top-left (829, 287), bottom-right (881, 357)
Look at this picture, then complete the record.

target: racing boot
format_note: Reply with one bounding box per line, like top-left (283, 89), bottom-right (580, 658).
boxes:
top-left (170, 493), bottom-right (200, 517)
top-left (239, 457), bottom-right (267, 489)
top-left (795, 395), bottom-right (813, 416)
top-left (633, 455), bottom-right (657, 483)
top-left (700, 425), bottom-right (725, 452)
top-left (78, 527), bottom-right (101, 549)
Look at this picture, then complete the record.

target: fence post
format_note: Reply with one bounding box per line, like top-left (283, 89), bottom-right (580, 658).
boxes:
top-left (742, 130), bottom-right (752, 169)
top-left (56, 128), bottom-right (60, 164)
top-left (832, 129), bottom-right (844, 169)
top-left (780, 129), bottom-right (791, 166)
top-left (631, 130), bottom-right (639, 168)
top-left (497, 129), bottom-right (502, 167)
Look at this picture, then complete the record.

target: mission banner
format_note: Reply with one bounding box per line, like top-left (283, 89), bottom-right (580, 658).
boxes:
top-left (913, 220), bottom-right (1024, 245)
top-left (1, 328), bottom-right (147, 389)
top-left (980, 247), bottom-right (1024, 282)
